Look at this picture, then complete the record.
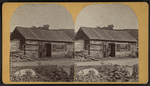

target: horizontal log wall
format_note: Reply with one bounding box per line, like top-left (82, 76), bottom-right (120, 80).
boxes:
top-left (10, 40), bottom-right (20, 52)
top-left (75, 40), bottom-right (84, 51)
top-left (88, 41), bottom-right (135, 58)
top-left (89, 40), bottom-right (103, 58)
top-left (25, 40), bottom-right (39, 58)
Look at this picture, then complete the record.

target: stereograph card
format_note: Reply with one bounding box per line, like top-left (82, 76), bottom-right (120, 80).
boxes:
top-left (2, 2), bottom-right (148, 84)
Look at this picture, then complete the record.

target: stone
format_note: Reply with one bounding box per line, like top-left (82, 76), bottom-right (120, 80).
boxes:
top-left (27, 58), bottom-right (33, 61)
top-left (14, 69), bottom-right (36, 77)
top-left (125, 67), bottom-right (133, 76)
top-left (77, 68), bottom-right (99, 76)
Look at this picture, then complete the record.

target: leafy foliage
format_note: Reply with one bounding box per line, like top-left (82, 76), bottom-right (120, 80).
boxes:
top-left (10, 65), bottom-right (74, 82)
top-left (75, 64), bottom-right (139, 82)
top-left (33, 65), bottom-right (74, 82)
top-left (132, 64), bottom-right (139, 81)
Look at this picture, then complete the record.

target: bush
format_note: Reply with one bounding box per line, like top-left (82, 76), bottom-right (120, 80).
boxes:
top-left (64, 54), bottom-right (73, 58)
top-left (132, 64), bottom-right (139, 81)
top-left (11, 70), bottom-right (38, 82)
top-left (75, 64), bottom-right (139, 82)
top-left (136, 51), bottom-right (139, 58)
top-left (10, 65), bottom-right (74, 82)
top-left (75, 70), bottom-right (103, 82)
top-left (33, 65), bottom-right (74, 82)
top-left (69, 65), bottom-right (74, 81)
top-left (64, 51), bottom-right (74, 58)
top-left (97, 64), bottom-right (131, 82)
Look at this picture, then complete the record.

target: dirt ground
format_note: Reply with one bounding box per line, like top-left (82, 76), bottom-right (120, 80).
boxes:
top-left (75, 57), bottom-right (139, 66)
top-left (11, 58), bottom-right (74, 67)
top-left (11, 57), bottom-right (138, 67)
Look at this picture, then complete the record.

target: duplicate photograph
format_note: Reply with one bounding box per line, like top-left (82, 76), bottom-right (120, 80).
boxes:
top-left (9, 3), bottom-right (139, 82)
top-left (10, 4), bottom-right (74, 82)
top-left (74, 4), bottom-right (138, 82)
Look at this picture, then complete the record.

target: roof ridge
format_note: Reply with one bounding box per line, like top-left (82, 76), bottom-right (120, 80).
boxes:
top-left (16, 26), bottom-right (64, 32)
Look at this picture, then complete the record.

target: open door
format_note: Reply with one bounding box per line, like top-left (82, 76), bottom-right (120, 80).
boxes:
top-left (110, 43), bottom-right (116, 57)
top-left (45, 43), bottom-right (51, 57)
top-left (103, 44), bottom-right (107, 57)
top-left (38, 42), bottom-right (45, 58)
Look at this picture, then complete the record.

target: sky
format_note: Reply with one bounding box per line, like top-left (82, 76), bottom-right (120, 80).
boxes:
top-left (10, 4), bottom-right (74, 32)
top-left (75, 4), bottom-right (138, 32)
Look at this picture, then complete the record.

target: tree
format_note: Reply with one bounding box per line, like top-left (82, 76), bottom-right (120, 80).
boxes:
top-left (31, 26), bottom-right (36, 29)
top-left (31, 24), bottom-right (50, 30)
top-left (43, 24), bottom-right (50, 30)
top-left (108, 24), bottom-right (114, 30)
top-left (97, 26), bottom-right (101, 29)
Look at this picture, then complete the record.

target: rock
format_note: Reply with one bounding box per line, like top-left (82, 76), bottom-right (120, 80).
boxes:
top-left (124, 67), bottom-right (133, 76)
top-left (14, 69), bottom-right (36, 77)
top-left (77, 68), bottom-right (99, 76)
top-left (91, 58), bottom-right (98, 61)
top-left (27, 58), bottom-right (33, 61)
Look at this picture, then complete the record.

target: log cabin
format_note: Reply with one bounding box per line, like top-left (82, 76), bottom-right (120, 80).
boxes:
top-left (75, 27), bottom-right (138, 58)
top-left (10, 26), bottom-right (74, 58)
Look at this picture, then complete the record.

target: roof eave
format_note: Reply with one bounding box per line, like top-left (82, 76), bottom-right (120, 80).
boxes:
top-left (90, 39), bottom-right (137, 43)
top-left (25, 39), bottom-right (73, 43)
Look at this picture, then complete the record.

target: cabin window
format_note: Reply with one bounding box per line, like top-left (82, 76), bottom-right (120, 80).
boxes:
top-left (117, 44), bottom-right (120, 52)
top-left (127, 44), bottom-right (131, 51)
top-left (116, 44), bottom-right (130, 52)
top-left (53, 44), bottom-right (67, 52)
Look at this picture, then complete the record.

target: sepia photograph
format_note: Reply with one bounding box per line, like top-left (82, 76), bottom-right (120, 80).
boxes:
top-left (10, 4), bottom-right (74, 82)
top-left (2, 2), bottom-right (148, 84)
top-left (74, 4), bottom-right (139, 82)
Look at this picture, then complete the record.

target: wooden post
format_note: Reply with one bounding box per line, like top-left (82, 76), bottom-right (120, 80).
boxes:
top-left (38, 42), bottom-right (40, 58)
top-left (24, 44), bottom-right (26, 55)
top-left (115, 43), bottom-right (117, 57)
top-left (88, 44), bottom-right (90, 55)
top-left (106, 42), bottom-right (108, 57)
top-left (127, 43), bottom-right (129, 51)
top-left (41, 42), bottom-right (44, 58)
top-left (51, 43), bottom-right (52, 57)
top-left (103, 42), bottom-right (107, 57)
top-left (102, 42), bottom-right (104, 57)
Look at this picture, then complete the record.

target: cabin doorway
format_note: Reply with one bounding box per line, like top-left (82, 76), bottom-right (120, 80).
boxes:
top-left (45, 44), bottom-right (51, 57)
top-left (110, 43), bottom-right (116, 57)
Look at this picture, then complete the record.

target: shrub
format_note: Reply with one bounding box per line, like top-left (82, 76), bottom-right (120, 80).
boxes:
top-left (11, 70), bottom-right (37, 82)
top-left (75, 64), bottom-right (137, 82)
top-left (33, 65), bottom-right (73, 82)
top-left (69, 65), bottom-right (74, 81)
top-left (132, 64), bottom-right (139, 81)
top-left (10, 65), bottom-right (74, 82)
top-left (64, 54), bottom-right (73, 58)
top-left (97, 64), bottom-right (131, 82)
top-left (136, 51), bottom-right (139, 58)
top-left (76, 70), bottom-right (97, 82)
top-left (64, 51), bottom-right (74, 58)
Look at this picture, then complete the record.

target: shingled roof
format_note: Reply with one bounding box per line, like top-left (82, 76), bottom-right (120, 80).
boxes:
top-left (11, 26), bottom-right (73, 43)
top-left (75, 27), bottom-right (137, 43)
